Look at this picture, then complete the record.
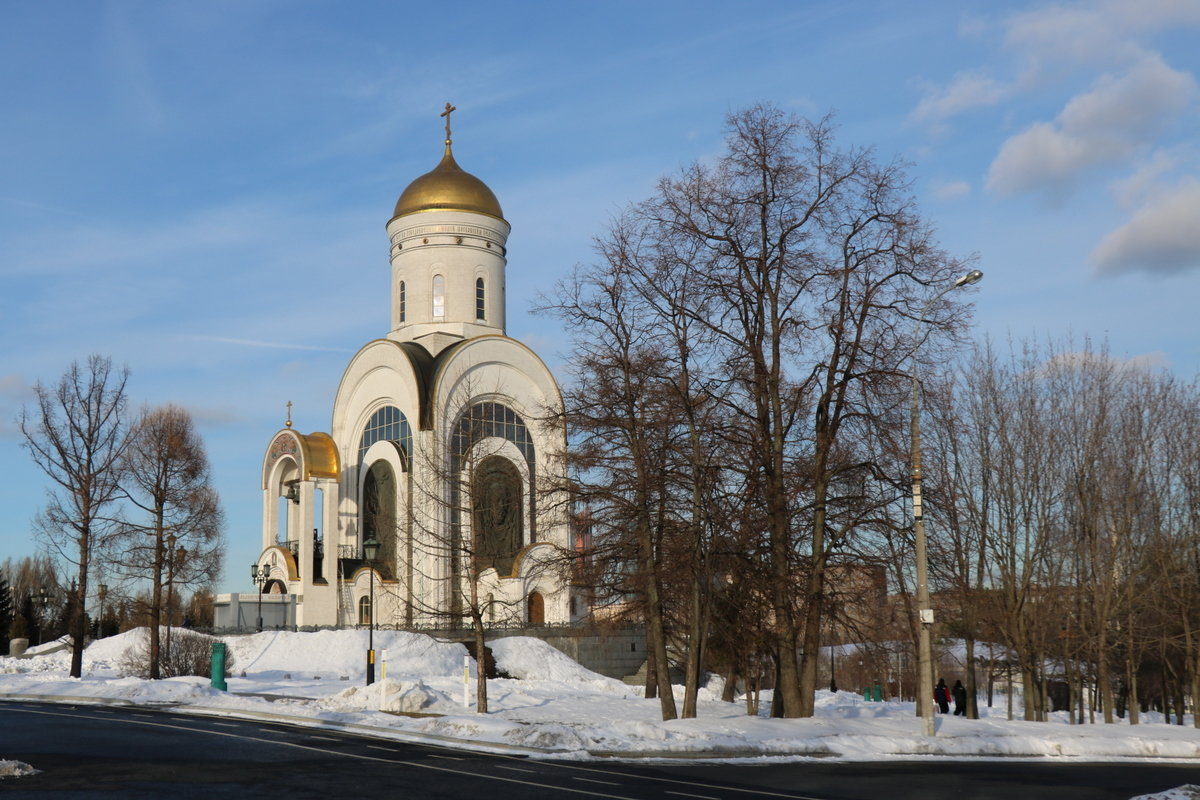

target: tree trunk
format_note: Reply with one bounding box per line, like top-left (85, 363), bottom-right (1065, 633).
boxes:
top-left (681, 576), bottom-right (709, 718)
top-left (964, 635), bottom-right (979, 719)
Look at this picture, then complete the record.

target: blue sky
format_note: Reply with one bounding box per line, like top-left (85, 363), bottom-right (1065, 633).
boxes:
top-left (2, 0), bottom-right (1198, 597)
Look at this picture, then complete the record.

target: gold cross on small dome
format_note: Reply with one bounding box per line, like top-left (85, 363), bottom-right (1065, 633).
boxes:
top-left (441, 102), bottom-right (456, 144)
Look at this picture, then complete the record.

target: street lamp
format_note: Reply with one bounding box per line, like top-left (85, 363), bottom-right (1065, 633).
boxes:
top-left (911, 268), bottom-right (982, 736)
top-left (35, 586), bottom-right (51, 646)
top-left (363, 536), bottom-right (380, 686)
top-left (97, 584), bottom-right (108, 639)
top-left (251, 563), bottom-right (270, 632)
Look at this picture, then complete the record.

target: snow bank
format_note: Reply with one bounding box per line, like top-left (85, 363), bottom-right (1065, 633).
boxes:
top-left (225, 629), bottom-right (466, 678)
top-left (2, 627), bottom-right (1198, 767)
top-left (490, 636), bottom-right (626, 687)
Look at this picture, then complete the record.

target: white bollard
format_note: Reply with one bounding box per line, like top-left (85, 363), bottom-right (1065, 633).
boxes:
top-left (379, 648), bottom-right (387, 710)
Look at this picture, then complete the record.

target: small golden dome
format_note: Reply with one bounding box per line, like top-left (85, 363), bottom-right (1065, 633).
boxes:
top-left (392, 143), bottom-right (504, 220)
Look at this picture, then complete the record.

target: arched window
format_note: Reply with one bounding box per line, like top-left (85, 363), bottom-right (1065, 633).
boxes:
top-left (451, 401), bottom-right (535, 469)
top-left (432, 274), bottom-right (445, 319)
top-left (358, 595), bottom-right (372, 625)
top-left (475, 277), bottom-right (485, 321)
top-left (449, 401), bottom-right (539, 570)
top-left (358, 406), bottom-right (411, 468)
top-left (398, 280), bottom-right (406, 323)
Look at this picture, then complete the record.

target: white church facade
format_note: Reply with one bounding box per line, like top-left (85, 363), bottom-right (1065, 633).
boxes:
top-left (217, 107), bottom-right (576, 631)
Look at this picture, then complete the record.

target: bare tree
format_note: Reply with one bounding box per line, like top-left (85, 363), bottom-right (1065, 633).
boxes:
top-left (547, 105), bottom-right (975, 717)
top-left (18, 355), bottom-right (130, 677)
top-left (111, 404), bottom-right (224, 678)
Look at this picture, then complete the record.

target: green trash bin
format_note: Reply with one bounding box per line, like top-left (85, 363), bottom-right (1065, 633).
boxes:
top-left (872, 684), bottom-right (882, 702)
top-left (862, 687), bottom-right (871, 701)
top-left (211, 642), bottom-right (228, 691)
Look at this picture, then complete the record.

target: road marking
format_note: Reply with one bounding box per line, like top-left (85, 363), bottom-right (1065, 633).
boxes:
top-left (494, 765), bottom-right (536, 774)
top-left (367, 745), bottom-right (395, 752)
top-left (574, 777), bottom-right (621, 786)
top-left (309, 735), bottom-right (340, 742)
top-left (666, 793), bottom-right (721, 800)
top-left (428, 754), bottom-right (464, 761)
top-left (532, 759), bottom-right (827, 799)
top-left (4, 705), bottom-right (663, 799)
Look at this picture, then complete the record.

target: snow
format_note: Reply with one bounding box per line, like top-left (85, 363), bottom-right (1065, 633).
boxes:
top-left (2, 629), bottom-right (1199, 794)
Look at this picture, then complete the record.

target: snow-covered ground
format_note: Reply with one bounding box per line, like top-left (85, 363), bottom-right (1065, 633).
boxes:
top-left (3, 628), bottom-right (1199, 792)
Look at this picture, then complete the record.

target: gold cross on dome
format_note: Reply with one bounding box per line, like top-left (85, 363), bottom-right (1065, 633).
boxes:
top-left (285, 400), bottom-right (293, 428)
top-left (441, 102), bottom-right (456, 143)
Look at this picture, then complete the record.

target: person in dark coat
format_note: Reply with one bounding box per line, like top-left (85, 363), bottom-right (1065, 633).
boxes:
top-left (952, 679), bottom-right (967, 716)
top-left (935, 678), bottom-right (950, 714)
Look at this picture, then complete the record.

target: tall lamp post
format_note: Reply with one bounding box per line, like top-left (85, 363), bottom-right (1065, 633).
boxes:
top-left (97, 583), bottom-right (108, 639)
top-left (911, 268), bottom-right (983, 736)
top-left (363, 536), bottom-right (380, 686)
top-left (35, 586), bottom-right (51, 646)
top-left (251, 563), bottom-right (270, 632)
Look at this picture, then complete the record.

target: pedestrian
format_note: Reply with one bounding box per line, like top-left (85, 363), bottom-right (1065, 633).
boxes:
top-left (935, 678), bottom-right (950, 714)
top-left (952, 679), bottom-right (967, 716)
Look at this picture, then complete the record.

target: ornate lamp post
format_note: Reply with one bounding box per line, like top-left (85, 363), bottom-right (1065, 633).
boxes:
top-left (363, 536), bottom-right (380, 686)
top-left (251, 563), bottom-right (270, 632)
top-left (911, 269), bottom-right (983, 736)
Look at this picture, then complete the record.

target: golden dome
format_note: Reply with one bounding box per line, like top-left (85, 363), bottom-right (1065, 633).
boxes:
top-left (392, 143), bottom-right (504, 220)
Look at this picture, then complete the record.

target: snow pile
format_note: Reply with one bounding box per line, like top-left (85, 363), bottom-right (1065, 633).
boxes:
top-left (227, 629), bottom-right (466, 679)
top-left (1132, 788), bottom-right (1200, 800)
top-left (490, 636), bottom-right (628, 689)
top-left (323, 677), bottom-right (458, 715)
top-left (0, 760), bottom-right (38, 779)
top-left (2, 627), bottom-right (1199, 770)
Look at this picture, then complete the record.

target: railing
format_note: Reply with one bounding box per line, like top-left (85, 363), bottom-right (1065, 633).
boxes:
top-left (338, 545), bottom-right (357, 559)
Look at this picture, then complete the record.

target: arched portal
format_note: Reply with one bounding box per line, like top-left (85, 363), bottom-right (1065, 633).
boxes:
top-left (362, 461), bottom-right (397, 566)
top-left (527, 592), bottom-right (544, 625)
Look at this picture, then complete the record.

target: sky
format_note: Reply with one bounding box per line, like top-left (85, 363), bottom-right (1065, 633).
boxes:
top-left (1, 0), bottom-right (1198, 597)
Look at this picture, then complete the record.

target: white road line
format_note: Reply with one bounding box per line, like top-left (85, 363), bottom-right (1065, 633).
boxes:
top-left (574, 777), bottom-right (622, 786)
top-left (494, 765), bottom-right (536, 774)
top-left (308, 735), bottom-right (340, 742)
top-left (533, 760), bottom-right (827, 799)
top-left (7, 706), bottom-right (653, 799)
top-left (367, 745), bottom-right (395, 752)
top-left (666, 792), bottom-right (721, 800)
top-left (428, 754), bottom-right (464, 761)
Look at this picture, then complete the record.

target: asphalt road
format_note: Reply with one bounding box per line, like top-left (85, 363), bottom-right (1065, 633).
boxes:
top-left (1, 701), bottom-right (1196, 799)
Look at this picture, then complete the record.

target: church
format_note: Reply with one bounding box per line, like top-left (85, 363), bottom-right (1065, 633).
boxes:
top-left (219, 106), bottom-right (576, 631)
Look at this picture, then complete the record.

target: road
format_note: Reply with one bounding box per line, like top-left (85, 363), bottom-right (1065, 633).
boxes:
top-left (1, 701), bottom-right (1196, 799)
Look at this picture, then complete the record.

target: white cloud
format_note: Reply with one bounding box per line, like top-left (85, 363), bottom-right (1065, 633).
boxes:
top-left (986, 55), bottom-right (1196, 196)
top-left (911, 72), bottom-right (1012, 123)
top-left (1004, 0), bottom-right (1200, 74)
top-left (181, 336), bottom-right (353, 353)
top-left (1039, 347), bottom-right (1170, 377)
top-left (931, 180), bottom-right (971, 200)
top-left (914, 1), bottom-right (1200, 126)
top-left (1091, 178), bottom-right (1200, 276)
top-left (1109, 150), bottom-right (1179, 209)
